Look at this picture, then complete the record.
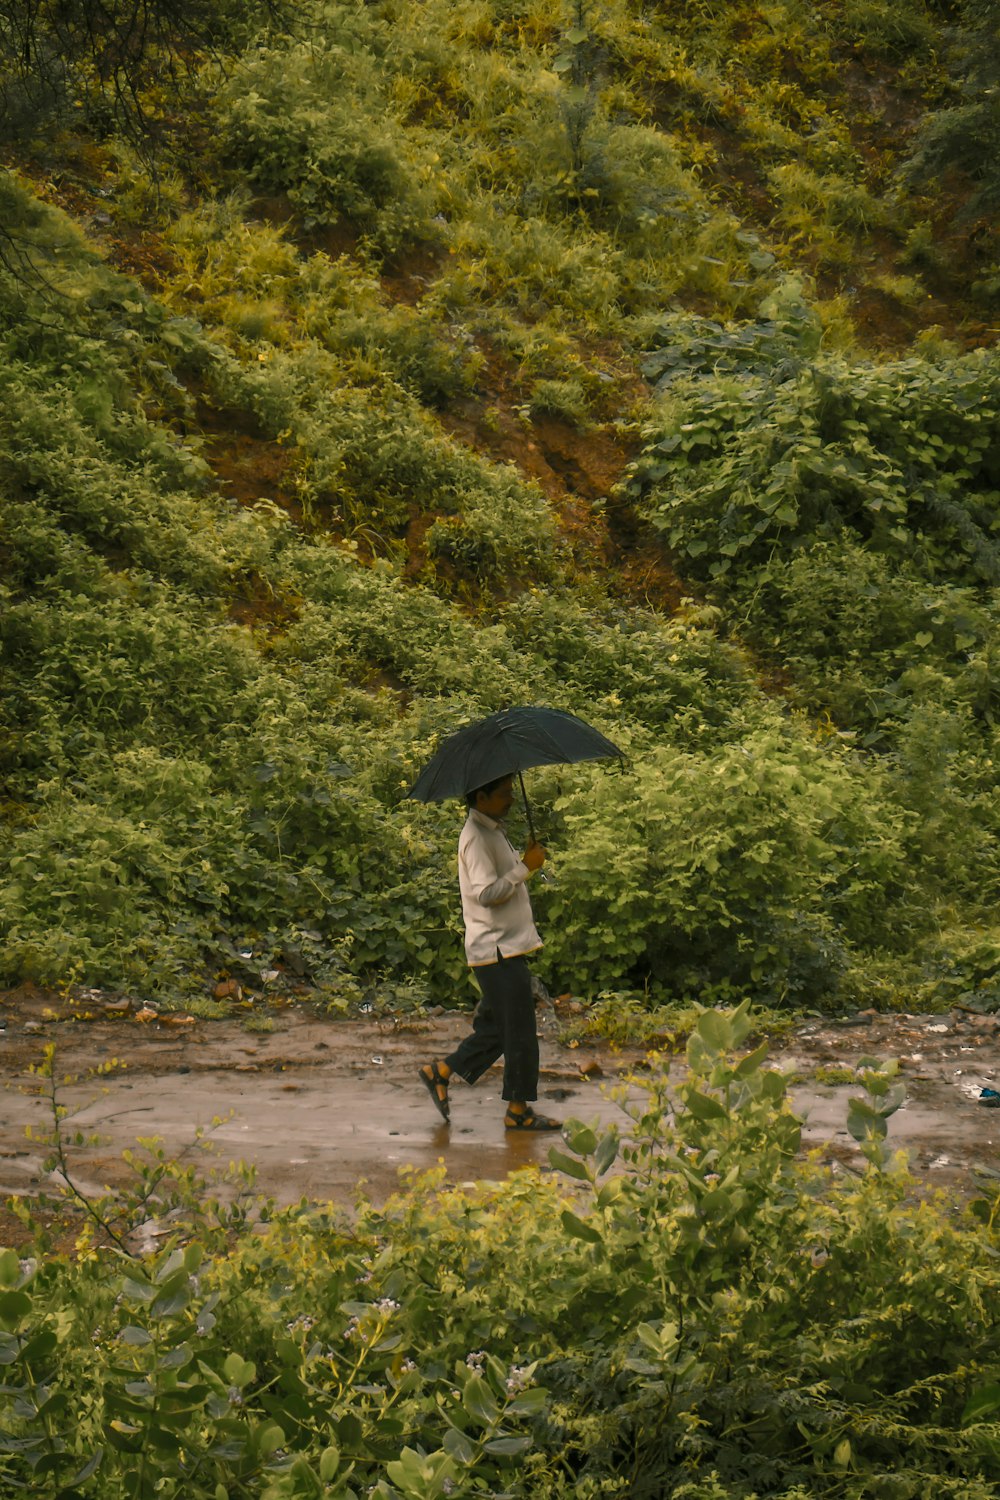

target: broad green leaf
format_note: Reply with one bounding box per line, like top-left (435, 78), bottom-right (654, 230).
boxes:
top-left (594, 1130), bottom-right (619, 1176)
top-left (566, 1124), bottom-right (598, 1157)
top-left (119, 1332), bottom-right (151, 1356)
top-left (507, 1386), bottom-right (548, 1416)
top-left (443, 1426), bottom-right (475, 1463)
top-left (734, 1042), bottom-right (769, 1078)
top-left (847, 1098), bottom-right (887, 1142)
top-left (18, 1329), bottom-right (57, 1362)
top-left (337, 1412), bottom-right (363, 1449)
top-left (696, 1009), bottom-right (731, 1050)
top-left (0, 1290), bottom-right (31, 1324)
top-left (254, 1420), bottom-right (286, 1460)
top-left (223, 1353), bottom-right (256, 1388)
top-left (560, 1209), bottom-right (602, 1244)
top-left (684, 1089), bottom-right (727, 1121)
top-left (485, 1434), bottom-right (533, 1455)
top-left (547, 1147), bottom-right (590, 1181)
top-left (463, 1374), bottom-right (500, 1426)
top-left (963, 1384), bottom-right (1000, 1425)
top-left (596, 1176), bottom-right (624, 1209)
top-left (319, 1443), bottom-right (341, 1480)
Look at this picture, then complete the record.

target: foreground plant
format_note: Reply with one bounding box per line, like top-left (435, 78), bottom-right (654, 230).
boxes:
top-left (3, 1002), bottom-right (999, 1497)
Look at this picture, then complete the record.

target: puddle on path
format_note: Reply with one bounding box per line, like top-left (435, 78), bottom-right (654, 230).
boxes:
top-left (2, 990), bottom-right (998, 1218)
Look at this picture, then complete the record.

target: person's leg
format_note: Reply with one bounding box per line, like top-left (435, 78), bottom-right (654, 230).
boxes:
top-left (421, 957), bottom-right (559, 1129)
top-left (486, 955), bottom-right (538, 1103)
top-left (492, 957), bottom-right (561, 1130)
top-left (442, 971), bottom-right (505, 1084)
top-left (419, 966), bottom-right (503, 1117)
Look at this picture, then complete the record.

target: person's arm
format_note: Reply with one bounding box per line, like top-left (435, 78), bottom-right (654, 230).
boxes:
top-left (461, 832), bottom-right (530, 907)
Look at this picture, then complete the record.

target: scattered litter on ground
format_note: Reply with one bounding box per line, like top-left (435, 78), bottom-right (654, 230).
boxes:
top-left (1, 989), bottom-right (998, 1231)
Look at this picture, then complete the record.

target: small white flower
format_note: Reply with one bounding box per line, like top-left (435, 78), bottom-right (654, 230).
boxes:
top-left (466, 1350), bottom-right (486, 1369)
top-left (375, 1297), bottom-right (400, 1314)
top-left (286, 1314), bottom-right (316, 1333)
top-left (704, 1173), bottom-right (720, 1186)
top-left (505, 1365), bottom-right (531, 1395)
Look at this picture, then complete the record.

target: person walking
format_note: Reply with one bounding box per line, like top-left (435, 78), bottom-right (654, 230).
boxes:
top-left (419, 771), bottom-right (562, 1132)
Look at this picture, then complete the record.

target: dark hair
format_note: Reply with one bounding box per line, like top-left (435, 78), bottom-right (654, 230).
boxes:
top-left (465, 773), bottom-right (513, 809)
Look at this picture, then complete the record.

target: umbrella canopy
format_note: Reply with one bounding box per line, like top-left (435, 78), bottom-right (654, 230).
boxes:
top-left (406, 706), bottom-right (624, 830)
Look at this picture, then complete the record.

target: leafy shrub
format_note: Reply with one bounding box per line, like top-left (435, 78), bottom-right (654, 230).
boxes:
top-left (832, 0), bottom-right (943, 59)
top-left (628, 345), bottom-right (1000, 777)
top-left (0, 592), bottom-right (258, 787)
top-left (424, 461), bottom-right (558, 585)
top-left (205, 348), bottom-right (558, 578)
top-left (4, 1008), bottom-right (1000, 1497)
top-left (218, 33), bottom-right (440, 253)
top-left (0, 788), bottom-right (217, 988)
top-left (498, 589), bottom-right (753, 740)
top-left (166, 200), bottom-right (477, 408)
top-left (540, 728), bottom-right (912, 1005)
top-left (0, 363), bottom-right (225, 592)
top-left (629, 347), bottom-right (1000, 587)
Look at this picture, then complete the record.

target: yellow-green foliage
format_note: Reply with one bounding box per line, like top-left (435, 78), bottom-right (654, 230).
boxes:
top-left (0, 0), bottom-right (996, 1011)
top-left (5, 1013), bottom-right (1000, 1496)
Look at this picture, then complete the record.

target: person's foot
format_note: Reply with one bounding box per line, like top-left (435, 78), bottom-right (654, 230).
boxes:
top-left (504, 1104), bottom-right (562, 1132)
top-left (419, 1061), bottom-right (451, 1122)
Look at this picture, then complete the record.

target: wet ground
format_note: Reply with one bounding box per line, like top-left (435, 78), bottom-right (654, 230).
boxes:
top-left (2, 987), bottom-right (999, 1243)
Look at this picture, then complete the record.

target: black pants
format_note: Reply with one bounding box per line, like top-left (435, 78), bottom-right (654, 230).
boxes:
top-left (444, 953), bottom-right (538, 1103)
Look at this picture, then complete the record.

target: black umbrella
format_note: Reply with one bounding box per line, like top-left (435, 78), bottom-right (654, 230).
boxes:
top-left (406, 705), bottom-right (624, 841)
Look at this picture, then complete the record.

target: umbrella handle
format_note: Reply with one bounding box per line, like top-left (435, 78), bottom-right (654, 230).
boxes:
top-left (517, 770), bottom-right (538, 844)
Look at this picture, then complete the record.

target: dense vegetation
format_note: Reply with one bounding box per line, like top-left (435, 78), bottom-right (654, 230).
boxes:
top-left (3, 0), bottom-right (1000, 1017)
top-left (4, 6), bottom-right (1000, 1497)
top-left (6, 1010), bottom-right (1000, 1498)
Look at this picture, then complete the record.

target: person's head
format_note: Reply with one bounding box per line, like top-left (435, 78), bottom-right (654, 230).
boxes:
top-left (466, 772), bottom-right (515, 820)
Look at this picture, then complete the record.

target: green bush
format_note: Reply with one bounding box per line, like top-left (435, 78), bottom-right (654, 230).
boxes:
top-left (734, 539), bottom-right (1000, 733)
top-left (540, 728), bottom-right (912, 1005)
top-left (3, 1008), bottom-right (999, 1497)
top-left (499, 590), bottom-right (752, 740)
top-left (629, 347), bottom-right (1000, 588)
top-left (628, 344), bottom-right (1000, 769)
top-left (218, 32), bottom-right (440, 253)
top-left (1, 592), bottom-right (258, 787)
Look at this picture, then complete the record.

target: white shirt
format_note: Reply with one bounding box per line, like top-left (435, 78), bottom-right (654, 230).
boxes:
top-left (458, 809), bottom-right (542, 967)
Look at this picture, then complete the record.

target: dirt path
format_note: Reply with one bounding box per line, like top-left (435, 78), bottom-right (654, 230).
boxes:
top-left (2, 989), bottom-right (999, 1244)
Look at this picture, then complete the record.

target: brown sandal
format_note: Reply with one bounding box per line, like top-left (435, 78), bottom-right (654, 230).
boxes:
top-left (504, 1107), bottom-right (562, 1132)
top-left (419, 1062), bottom-right (450, 1122)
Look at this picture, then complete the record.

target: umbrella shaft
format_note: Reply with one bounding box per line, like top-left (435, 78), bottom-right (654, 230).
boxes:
top-left (517, 771), bottom-right (537, 844)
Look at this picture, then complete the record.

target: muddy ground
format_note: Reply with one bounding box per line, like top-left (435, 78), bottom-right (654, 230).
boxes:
top-left (2, 987), bottom-right (999, 1248)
